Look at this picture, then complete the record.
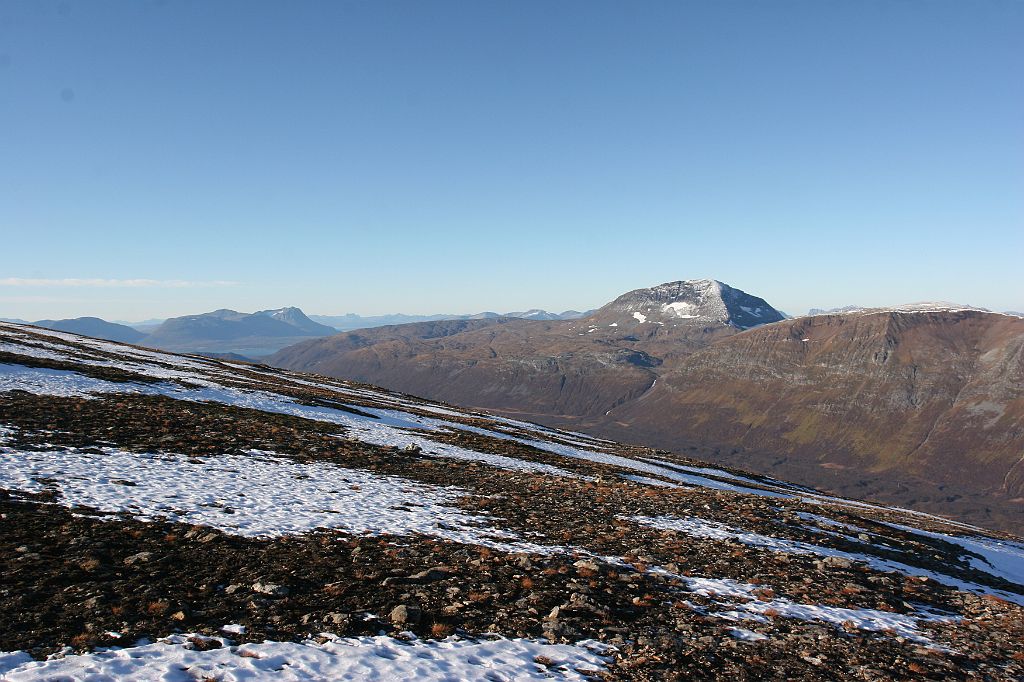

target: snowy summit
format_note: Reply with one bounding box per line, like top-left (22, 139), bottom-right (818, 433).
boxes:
top-left (592, 279), bottom-right (786, 329)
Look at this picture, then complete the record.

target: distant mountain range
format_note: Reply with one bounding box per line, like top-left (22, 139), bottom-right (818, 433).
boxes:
top-left (6, 280), bottom-right (1024, 529)
top-left (310, 309), bottom-right (589, 331)
top-left (23, 307), bottom-right (336, 358)
top-left (269, 279), bottom-right (1024, 532)
top-left (807, 303), bottom-right (994, 316)
top-left (18, 306), bottom-right (590, 358)
top-left (131, 307), bottom-right (337, 357)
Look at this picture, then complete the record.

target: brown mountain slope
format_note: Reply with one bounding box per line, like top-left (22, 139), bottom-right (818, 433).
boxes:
top-left (272, 290), bottom-right (1024, 531)
top-left (271, 317), bottom-right (661, 417)
top-left (595, 309), bottom-right (1024, 530)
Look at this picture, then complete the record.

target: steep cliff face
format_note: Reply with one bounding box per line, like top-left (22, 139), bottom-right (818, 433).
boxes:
top-left (608, 310), bottom-right (1024, 500)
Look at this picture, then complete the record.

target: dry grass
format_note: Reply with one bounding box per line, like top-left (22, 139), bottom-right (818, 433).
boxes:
top-left (146, 600), bottom-right (170, 615)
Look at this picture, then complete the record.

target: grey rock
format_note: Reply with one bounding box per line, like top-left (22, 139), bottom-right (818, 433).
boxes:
top-left (389, 604), bottom-right (421, 624)
top-left (251, 582), bottom-right (289, 597)
top-left (123, 551), bottom-right (153, 566)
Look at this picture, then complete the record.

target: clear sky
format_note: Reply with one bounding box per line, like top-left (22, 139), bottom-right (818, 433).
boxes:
top-left (1, 0), bottom-right (1022, 321)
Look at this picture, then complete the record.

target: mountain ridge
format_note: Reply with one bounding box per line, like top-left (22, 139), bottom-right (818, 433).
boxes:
top-left (269, 282), bottom-right (1024, 533)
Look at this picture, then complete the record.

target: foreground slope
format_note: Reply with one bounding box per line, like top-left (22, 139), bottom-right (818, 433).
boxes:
top-left (2, 322), bottom-right (1024, 680)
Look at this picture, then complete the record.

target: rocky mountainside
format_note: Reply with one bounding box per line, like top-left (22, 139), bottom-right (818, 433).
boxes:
top-left (32, 317), bottom-right (146, 345)
top-left (269, 280), bottom-right (780, 418)
top-left (140, 307), bottom-right (336, 357)
top-left (270, 285), bottom-right (1024, 534)
top-left (2, 321), bottom-right (1024, 680)
top-left (589, 280), bottom-right (784, 330)
top-left (599, 308), bottom-right (1024, 532)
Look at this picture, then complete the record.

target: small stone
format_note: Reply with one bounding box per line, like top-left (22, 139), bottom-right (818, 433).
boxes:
top-left (407, 567), bottom-right (451, 582)
top-left (389, 604), bottom-right (421, 624)
top-left (817, 556), bottom-right (853, 570)
top-left (187, 636), bottom-right (222, 652)
top-left (123, 551), bottom-right (152, 566)
top-left (251, 582), bottom-right (289, 597)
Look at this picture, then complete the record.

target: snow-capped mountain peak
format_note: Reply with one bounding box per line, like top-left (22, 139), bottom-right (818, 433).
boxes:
top-left (592, 279), bottom-right (784, 330)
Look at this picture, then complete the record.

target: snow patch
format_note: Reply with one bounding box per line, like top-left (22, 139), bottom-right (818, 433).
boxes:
top-left (728, 627), bottom-right (768, 642)
top-left (0, 634), bottom-right (612, 681)
top-left (0, 445), bottom-right (561, 553)
top-left (663, 301), bottom-right (698, 318)
top-left (618, 474), bottom-right (681, 488)
top-left (0, 364), bottom-right (581, 480)
top-left (630, 515), bottom-right (1024, 605)
top-left (674, 574), bottom-right (949, 644)
top-left (883, 523), bottom-right (1024, 588)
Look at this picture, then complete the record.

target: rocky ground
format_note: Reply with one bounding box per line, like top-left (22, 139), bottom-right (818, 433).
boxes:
top-left (1, 321), bottom-right (1023, 681)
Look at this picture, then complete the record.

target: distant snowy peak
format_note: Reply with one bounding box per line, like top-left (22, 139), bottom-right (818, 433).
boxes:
top-left (512, 309), bottom-right (557, 320)
top-left (256, 306), bottom-right (308, 322)
top-left (807, 305), bottom-right (865, 316)
top-left (256, 307), bottom-right (338, 335)
top-left (503, 309), bottom-right (590, 321)
top-left (805, 302), bottom-right (996, 318)
top-left (593, 279), bottom-right (784, 330)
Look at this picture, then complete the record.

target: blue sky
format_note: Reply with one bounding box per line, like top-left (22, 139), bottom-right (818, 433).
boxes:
top-left (1, 0), bottom-right (1022, 321)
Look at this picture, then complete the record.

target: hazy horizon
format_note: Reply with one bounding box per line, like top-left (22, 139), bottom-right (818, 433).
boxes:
top-left (2, 273), bottom-right (1021, 326)
top-left (2, 1), bottom-right (1022, 321)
